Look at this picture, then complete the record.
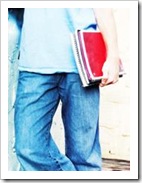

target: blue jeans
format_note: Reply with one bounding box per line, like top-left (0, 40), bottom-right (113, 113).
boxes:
top-left (14, 71), bottom-right (102, 171)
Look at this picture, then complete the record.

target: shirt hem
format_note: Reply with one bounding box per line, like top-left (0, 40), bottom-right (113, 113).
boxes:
top-left (18, 66), bottom-right (78, 74)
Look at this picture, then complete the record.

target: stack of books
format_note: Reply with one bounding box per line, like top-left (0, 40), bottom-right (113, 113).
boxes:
top-left (71, 29), bottom-right (125, 87)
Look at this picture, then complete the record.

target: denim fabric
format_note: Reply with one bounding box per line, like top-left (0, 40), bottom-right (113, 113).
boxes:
top-left (14, 71), bottom-right (102, 171)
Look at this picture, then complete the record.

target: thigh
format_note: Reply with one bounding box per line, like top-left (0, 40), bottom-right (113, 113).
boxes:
top-left (14, 71), bottom-right (60, 152)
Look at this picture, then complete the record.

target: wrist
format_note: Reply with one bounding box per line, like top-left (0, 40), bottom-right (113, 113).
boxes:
top-left (107, 49), bottom-right (119, 61)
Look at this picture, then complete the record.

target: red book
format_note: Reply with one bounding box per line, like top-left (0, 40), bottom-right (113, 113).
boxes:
top-left (71, 30), bottom-right (125, 87)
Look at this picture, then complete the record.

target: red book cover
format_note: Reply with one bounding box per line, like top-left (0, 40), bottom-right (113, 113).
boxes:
top-left (71, 30), bottom-right (125, 87)
top-left (78, 31), bottom-right (107, 80)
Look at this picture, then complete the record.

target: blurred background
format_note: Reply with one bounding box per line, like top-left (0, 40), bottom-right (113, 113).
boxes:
top-left (8, 8), bottom-right (130, 171)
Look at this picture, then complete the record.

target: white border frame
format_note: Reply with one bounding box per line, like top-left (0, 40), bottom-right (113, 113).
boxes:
top-left (1, 0), bottom-right (138, 179)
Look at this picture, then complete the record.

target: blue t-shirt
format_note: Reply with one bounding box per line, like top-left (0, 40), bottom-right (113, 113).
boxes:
top-left (19, 8), bottom-right (97, 74)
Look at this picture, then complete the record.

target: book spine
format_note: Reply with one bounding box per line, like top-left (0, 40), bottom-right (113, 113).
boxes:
top-left (70, 33), bottom-right (89, 87)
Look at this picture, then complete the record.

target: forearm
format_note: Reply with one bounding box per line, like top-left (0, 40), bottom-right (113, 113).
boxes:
top-left (93, 8), bottom-right (120, 86)
top-left (93, 8), bottom-right (119, 60)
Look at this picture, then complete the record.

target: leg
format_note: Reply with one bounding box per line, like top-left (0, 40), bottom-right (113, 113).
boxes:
top-left (14, 72), bottom-right (76, 171)
top-left (59, 73), bottom-right (102, 171)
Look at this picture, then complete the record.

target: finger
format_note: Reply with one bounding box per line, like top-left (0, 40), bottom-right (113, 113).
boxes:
top-left (100, 70), bottom-right (109, 87)
top-left (100, 79), bottom-right (107, 87)
top-left (105, 76), bottom-right (114, 85)
top-left (103, 75), bottom-right (119, 86)
top-left (112, 78), bottom-right (119, 84)
top-left (110, 75), bottom-right (119, 84)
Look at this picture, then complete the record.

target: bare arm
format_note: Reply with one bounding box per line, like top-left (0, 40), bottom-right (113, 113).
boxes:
top-left (93, 8), bottom-right (119, 87)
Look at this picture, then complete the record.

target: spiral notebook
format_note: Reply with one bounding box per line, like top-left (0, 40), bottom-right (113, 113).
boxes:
top-left (71, 30), bottom-right (125, 87)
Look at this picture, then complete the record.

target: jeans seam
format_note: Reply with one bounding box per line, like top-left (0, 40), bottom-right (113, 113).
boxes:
top-left (44, 133), bottom-right (63, 171)
top-left (44, 101), bottom-right (63, 171)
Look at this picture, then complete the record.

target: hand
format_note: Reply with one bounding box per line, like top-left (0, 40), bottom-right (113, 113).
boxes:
top-left (100, 57), bottom-right (119, 87)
